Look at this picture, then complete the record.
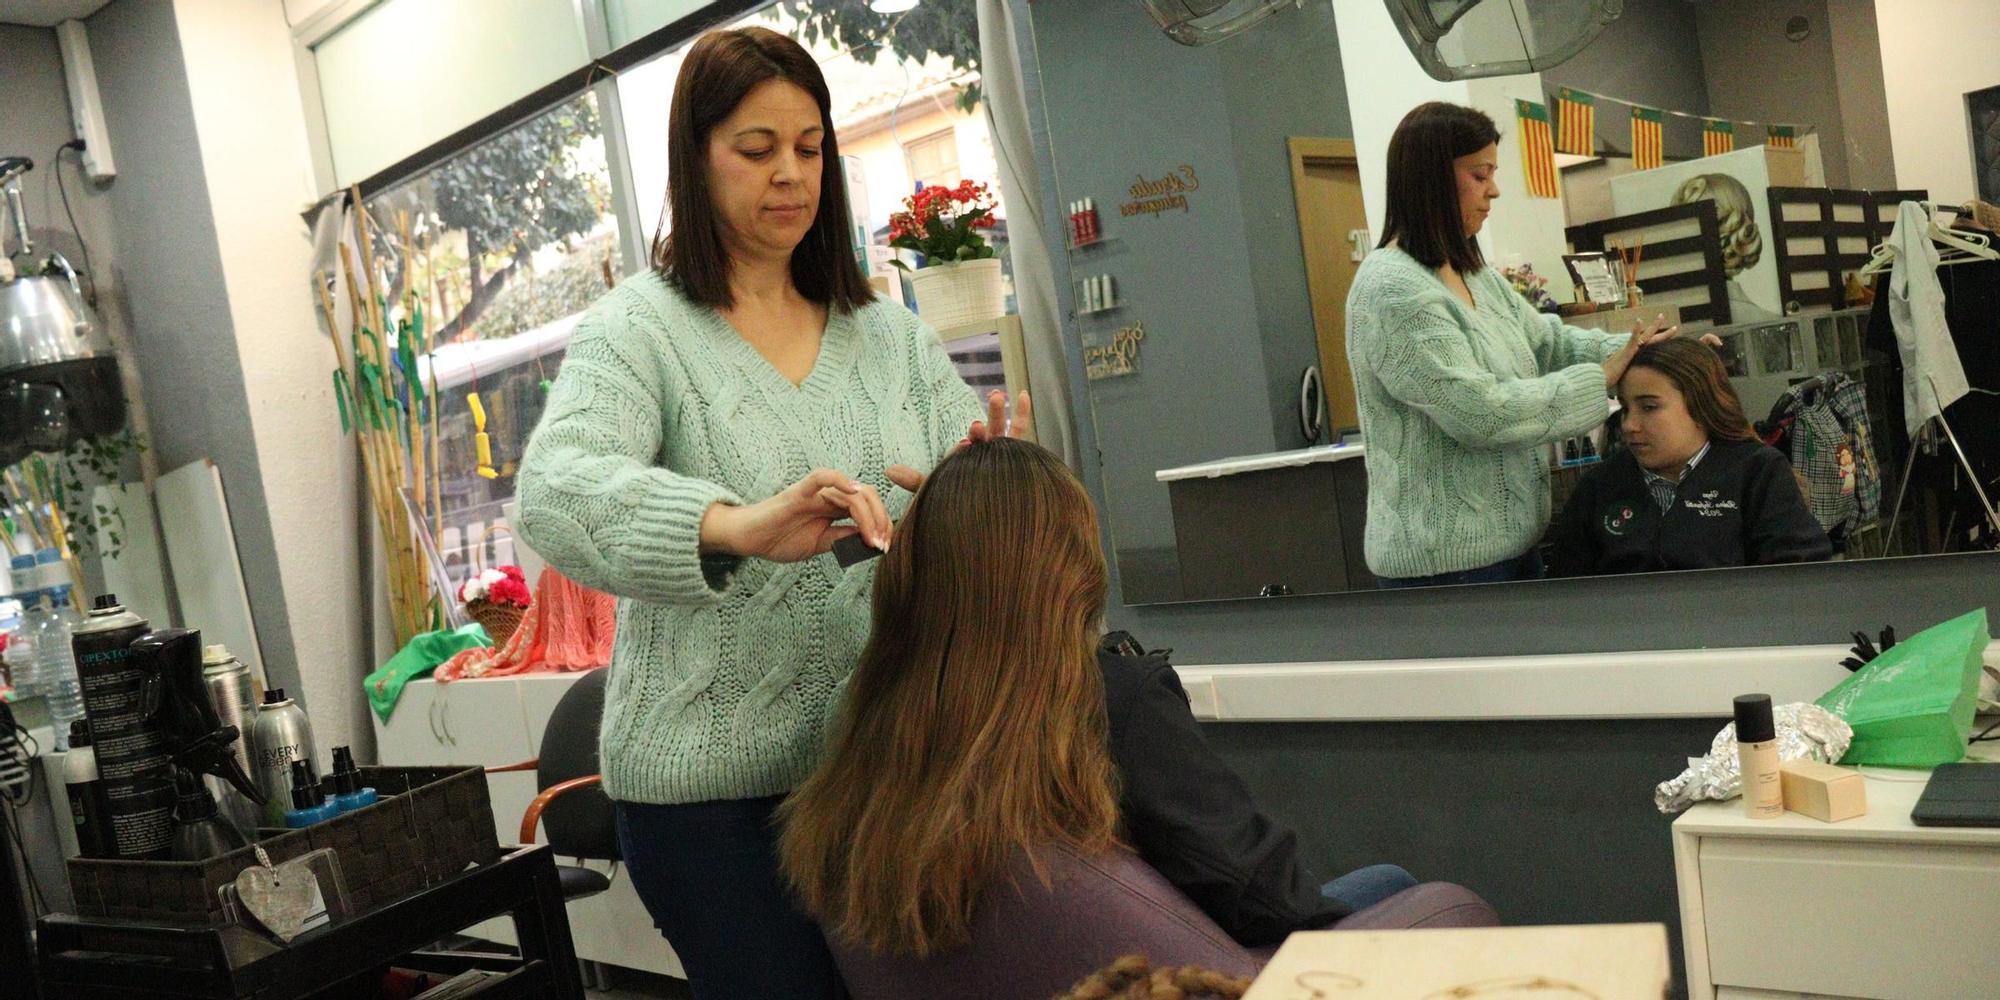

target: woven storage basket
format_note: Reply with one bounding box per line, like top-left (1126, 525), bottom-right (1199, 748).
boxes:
top-left (465, 598), bottom-right (526, 645)
top-left (66, 766), bottom-right (498, 926)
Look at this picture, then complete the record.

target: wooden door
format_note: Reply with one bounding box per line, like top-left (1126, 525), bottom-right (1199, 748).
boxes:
top-left (1289, 137), bottom-right (1368, 435)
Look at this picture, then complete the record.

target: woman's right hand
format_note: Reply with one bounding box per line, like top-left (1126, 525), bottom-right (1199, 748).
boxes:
top-left (699, 469), bottom-right (893, 563)
top-left (1603, 314), bottom-right (1680, 388)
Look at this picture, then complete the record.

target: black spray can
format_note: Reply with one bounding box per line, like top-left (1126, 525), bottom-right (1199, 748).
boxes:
top-left (70, 594), bottom-right (171, 860)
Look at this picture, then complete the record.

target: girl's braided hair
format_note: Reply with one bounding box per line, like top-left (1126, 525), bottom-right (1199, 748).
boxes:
top-left (1054, 955), bottom-right (1252, 1000)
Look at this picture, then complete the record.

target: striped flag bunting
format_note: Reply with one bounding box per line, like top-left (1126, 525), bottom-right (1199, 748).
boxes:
top-left (1556, 87), bottom-right (1596, 156)
top-left (1631, 106), bottom-right (1664, 170)
top-left (1702, 118), bottom-right (1735, 157)
top-left (1767, 124), bottom-right (1797, 149)
top-left (1516, 100), bottom-right (1560, 199)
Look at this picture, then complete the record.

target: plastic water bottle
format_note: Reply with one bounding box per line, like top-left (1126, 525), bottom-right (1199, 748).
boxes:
top-left (3, 594), bottom-right (38, 699)
top-left (31, 586), bottom-right (86, 750)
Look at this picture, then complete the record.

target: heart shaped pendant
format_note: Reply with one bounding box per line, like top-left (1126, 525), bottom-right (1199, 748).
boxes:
top-left (234, 847), bottom-right (321, 943)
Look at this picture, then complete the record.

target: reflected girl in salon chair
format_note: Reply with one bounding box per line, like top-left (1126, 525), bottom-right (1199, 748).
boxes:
top-left (1549, 338), bottom-right (1831, 576)
top-left (1347, 102), bottom-right (1691, 589)
top-left (779, 438), bottom-right (1422, 960)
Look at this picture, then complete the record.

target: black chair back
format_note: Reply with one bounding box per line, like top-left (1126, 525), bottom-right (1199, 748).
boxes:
top-left (537, 668), bottom-right (620, 861)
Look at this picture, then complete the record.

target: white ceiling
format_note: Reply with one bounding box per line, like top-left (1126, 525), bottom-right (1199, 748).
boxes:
top-left (0, 0), bottom-right (112, 28)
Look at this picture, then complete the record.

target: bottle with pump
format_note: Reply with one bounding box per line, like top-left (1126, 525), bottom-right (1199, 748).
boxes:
top-left (284, 759), bottom-right (337, 829)
top-left (1736, 693), bottom-right (1783, 819)
top-left (328, 746), bottom-right (377, 813)
top-left (169, 766), bottom-right (250, 861)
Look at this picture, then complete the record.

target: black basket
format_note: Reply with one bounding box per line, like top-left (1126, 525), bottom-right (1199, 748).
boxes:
top-left (66, 766), bottom-right (499, 926)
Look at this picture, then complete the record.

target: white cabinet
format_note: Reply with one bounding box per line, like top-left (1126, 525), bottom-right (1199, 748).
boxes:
top-left (1673, 748), bottom-right (2000, 1000)
top-left (372, 672), bottom-right (685, 979)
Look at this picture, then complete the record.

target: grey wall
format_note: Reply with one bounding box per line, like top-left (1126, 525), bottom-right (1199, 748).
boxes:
top-left (84, 0), bottom-right (307, 705)
top-left (1696, 0), bottom-right (1851, 186)
top-left (1030, 1), bottom-right (1349, 602)
top-left (1542, 0), bottom-right (1713, 161)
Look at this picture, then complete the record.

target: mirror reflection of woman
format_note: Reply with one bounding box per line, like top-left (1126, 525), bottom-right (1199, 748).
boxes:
top-left (1346, 102), bottom-right (1677, 588)
top-left (1549, 338), bottom-right (1830, 576)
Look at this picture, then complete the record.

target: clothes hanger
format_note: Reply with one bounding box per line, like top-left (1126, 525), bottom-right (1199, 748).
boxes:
top-left (1858, 201), bottom-right (1998, 278)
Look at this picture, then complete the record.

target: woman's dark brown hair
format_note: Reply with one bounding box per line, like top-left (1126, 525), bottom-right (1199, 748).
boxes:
top-left (1627, 338), bottom-right (1758, 443)
top-left (1376, 101), bottom-right (1500, 275)
top-left (778, 437), bottom-right (1122, 958)
top-left (651, 26), bottom-right (871, 311)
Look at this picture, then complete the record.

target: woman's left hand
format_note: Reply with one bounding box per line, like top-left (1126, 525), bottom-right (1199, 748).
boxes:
top-left (886, 390), bottom-right (1034, 493)
top-left (1698, 333), bottom-right (1724, 348)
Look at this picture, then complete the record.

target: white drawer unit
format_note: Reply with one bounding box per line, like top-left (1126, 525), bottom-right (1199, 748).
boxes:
top-left (1673, 747), bottom-right (2000, 1000)
top-left (373, 672), bottom-right (684, 979)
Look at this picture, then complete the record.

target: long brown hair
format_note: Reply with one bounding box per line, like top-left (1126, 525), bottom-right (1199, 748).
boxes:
top-left (1627, 338), bottom-right (1757, 442)
top-left (651, 26), bottom-right (872, 311)
top-left (1377, 101), bottom-right (1499, 275)
top-left (778, 437), bottom-right (1121, 958)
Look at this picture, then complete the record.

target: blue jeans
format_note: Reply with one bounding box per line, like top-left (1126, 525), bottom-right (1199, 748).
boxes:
top-left (1376, 551), bottom-right (1544, 589)
top-left (1321, 864), bottom-right (1419, 912)
top-left (616, 797), bottom-right (848, 1000)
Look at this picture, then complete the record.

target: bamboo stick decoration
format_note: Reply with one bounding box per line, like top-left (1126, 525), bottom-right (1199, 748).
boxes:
top-left (318, 188), bottom-right (441, 646)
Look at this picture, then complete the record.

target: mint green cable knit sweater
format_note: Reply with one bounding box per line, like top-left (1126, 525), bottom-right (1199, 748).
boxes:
top-left (515, 272), bottom-right (981, 805)
top-left (1345, 247), bottom-right (1624, 579)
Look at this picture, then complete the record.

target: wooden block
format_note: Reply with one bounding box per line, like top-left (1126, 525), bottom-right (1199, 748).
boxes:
top-left (1243, 923), bottom-right (1670, 999)
top-left (1781, 758), bottom-right (1868, 822)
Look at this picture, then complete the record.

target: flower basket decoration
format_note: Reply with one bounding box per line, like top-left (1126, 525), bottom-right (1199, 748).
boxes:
top-left (460, 565), bottom-right (531, 645)
top-left (889, 180), bottom-right (1005, 329)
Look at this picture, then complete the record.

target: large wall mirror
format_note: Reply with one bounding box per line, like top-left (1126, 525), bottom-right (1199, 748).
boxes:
top-left (1027, 0), bottom-right (2000, 606)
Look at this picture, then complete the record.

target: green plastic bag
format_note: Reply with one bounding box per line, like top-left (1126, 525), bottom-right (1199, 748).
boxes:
top-left (363, 623), bottom-right (491, 724)
top-left (1816, 608), bottom-right (1989, 768)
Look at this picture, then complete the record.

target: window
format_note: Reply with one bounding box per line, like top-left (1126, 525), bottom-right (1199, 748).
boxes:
top-left (903, 129), bottom-right (962, 191)
top-left (362, 93), bottom-right (620, 576)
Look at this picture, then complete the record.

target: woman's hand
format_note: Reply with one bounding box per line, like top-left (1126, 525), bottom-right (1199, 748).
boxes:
top-left (1603, 314), bottom-right (1680, 388)
top-left (886, 390), bottom-right (1034, 493)
top-left (700, 469), bottom-right (893, 562)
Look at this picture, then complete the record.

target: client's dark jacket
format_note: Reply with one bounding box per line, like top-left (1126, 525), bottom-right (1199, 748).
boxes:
top-left (1548, 438), bottom-right (1832, 577)
top-left (1099, 634), bottom-right (1346, 946)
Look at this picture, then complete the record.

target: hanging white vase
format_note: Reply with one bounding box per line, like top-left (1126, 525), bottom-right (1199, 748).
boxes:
top-left (910, 257), bottom-right (1004, 330)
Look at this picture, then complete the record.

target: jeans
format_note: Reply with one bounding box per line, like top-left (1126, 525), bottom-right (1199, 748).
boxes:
top-left (1376, 551), bottom-right (1545, 589)
top-left (1321, 864), bottom-right (1419, 912)
top-left (616, 796), bottom-right (848, 1000)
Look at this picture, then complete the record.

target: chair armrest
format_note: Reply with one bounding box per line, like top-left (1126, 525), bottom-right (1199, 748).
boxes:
top-left (486, 759), bottom-right (539, 774)
top-left (519, 774), bottom-right (604, 845)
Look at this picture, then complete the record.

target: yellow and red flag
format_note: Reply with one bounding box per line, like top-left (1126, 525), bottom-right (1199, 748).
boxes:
top-left (1556, 88), bottom-right (1596, 156)
top-left (1516, 100), bottom-right (1560, 199)
top-left (1631, 106), bottom-right (1664, 170)
top-left (1767, 124), bottom-right (1797, 149)
top-left (1703, 118), bottom-right (1735, 157)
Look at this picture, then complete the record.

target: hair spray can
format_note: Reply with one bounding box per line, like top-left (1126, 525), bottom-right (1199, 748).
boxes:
top-left (70, 594), bottom-right (172, 859)
top-left (251, 689), bottom-right (317, 829)
top-left (200, 644), bottom-right (261, 834)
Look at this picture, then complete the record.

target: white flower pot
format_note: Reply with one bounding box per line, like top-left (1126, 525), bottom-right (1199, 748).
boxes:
top-left (910, 257), bottom-right (1004, 331)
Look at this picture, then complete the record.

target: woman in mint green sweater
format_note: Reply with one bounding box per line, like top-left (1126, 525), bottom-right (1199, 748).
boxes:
top-left (1347, 102), bottom-right (1677, 587)
top-left (514, 29), bottom-right (1013, 998)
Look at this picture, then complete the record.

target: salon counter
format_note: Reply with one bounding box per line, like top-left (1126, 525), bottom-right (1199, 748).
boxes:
top-left (1154, 444), bottom-right (1371, 599)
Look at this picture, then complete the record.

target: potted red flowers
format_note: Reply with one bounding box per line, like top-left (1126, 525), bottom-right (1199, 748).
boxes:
top-left (887, 179), bottom-right (1004, 329)
top-left (460, 565), bottom-right (531, 644)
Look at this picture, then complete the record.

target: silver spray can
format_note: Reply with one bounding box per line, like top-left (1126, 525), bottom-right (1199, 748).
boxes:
top-left (200, 644), bottom-right (261, 834)
top-left (249, 688), bottom-right (316, 829)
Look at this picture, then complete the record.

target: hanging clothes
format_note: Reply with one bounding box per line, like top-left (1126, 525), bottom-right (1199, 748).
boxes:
top-left (1778, 374), bottom-right (1880, 540)
top-left (1886, 201), bottom-right (1972, 427)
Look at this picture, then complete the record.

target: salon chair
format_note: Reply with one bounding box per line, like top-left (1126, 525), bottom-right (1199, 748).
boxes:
top-left (828, 845), bottom-right (1499, 1000)
top-left (487, 668), bottom-right (618, 902)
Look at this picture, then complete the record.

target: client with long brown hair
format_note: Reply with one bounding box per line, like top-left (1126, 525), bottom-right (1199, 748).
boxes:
top-left (780, 438), bottom-right (1416, 960)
